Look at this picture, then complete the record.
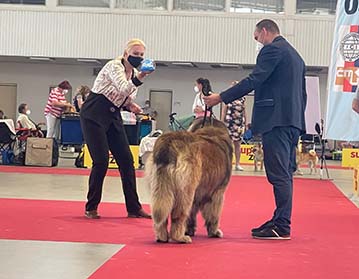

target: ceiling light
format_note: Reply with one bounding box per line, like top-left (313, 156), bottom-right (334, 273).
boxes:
top-left (77, 58), bottom-right (102, 64)
top-left (29, 57), bottom-right (54, 61)
top-left (172, 62), bottom-right (196, 67)
top-left (219, 63), bottom-right (239, 68)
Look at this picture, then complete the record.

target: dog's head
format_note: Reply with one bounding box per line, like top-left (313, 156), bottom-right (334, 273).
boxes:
top-left (252, 142), bottom-right (264, 160)
top-left (252, 142), bottom-right (262, 153)
top-left (188, 117), bottom-right (227, 132)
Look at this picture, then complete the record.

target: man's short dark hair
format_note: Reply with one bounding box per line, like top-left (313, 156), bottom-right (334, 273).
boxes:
top-left (256, 19), bottom-right (280, 34)
top-left (18, 103), bottom-right (27, 113)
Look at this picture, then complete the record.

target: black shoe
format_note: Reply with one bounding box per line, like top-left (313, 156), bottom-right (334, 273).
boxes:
top-left (251, 220), bottom-right (274, 233)
top-left (127, 209), bottom-right (152, 219)
top-left (85, 210), bottom-right (100, 219)
top-left (252, 225), bottom-right (291, 240)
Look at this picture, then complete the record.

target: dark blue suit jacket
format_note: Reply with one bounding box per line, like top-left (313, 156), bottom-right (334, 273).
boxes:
top-left (221, 36), bottom-right (307, 135)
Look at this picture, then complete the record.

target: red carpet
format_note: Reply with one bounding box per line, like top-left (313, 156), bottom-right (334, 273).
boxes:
top-left (0, 176), bottom-right (358, 279)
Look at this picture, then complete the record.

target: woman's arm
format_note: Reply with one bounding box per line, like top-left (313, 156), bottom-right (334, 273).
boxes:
top-left (221, 103), bottom-right (227, 121)
top-left (52, 100), bottom-right (72, 108)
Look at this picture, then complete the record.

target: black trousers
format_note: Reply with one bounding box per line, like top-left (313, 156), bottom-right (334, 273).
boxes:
top-left (262, 126), bottom-right (301, 234)
top-left (80, 93), bottom-right (141, 214)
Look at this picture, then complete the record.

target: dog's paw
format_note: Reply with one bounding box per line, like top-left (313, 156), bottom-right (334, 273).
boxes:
top-left (155, 231), bottom-right (169, 243)
top-left (172, 235), bottom-right (192, 244)
top-left (208, 229), bottom-right (223, 238)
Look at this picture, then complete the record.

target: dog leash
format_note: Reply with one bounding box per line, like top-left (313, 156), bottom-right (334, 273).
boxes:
top-left (200, 86), bottom-right (216, 128)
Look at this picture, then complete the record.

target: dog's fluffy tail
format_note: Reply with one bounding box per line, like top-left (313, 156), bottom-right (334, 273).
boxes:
top-left (147, 155), bottom-right (175, 225)
top-left (147, 146), bottom-right (201, 226)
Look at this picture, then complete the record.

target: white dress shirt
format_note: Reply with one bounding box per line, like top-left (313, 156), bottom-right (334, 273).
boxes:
top-left (92, 58), bottom-right (138, 108)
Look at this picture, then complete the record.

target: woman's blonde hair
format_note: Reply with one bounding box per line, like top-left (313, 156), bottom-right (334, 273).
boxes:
top-left (77, 85), bottom-right (91, 97)
top-left (125, 38), bottom-right (146, 54)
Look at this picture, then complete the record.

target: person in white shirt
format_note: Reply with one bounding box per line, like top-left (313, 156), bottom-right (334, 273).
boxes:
top-left (17, 103), bottom-right (37, 130)
top-left (17, 103), bottom-right (43, 137)
top-left (192, 78), bottom-right (212, 118)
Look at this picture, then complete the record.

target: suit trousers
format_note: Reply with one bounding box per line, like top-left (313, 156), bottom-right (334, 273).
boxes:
top-left (262, 126), bottom-right (301, 234)
top-left (80, 93), bottom-right (141, 214)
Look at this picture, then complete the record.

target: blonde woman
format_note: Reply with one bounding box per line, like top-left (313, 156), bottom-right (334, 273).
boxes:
top-left (80, 39), bottom-right (153, 219)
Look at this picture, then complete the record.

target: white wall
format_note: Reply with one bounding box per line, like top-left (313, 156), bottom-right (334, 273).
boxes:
top-left (0, 61), bottom-right (329, 132)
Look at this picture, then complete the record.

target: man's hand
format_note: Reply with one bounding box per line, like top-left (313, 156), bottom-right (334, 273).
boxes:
top-left (127, 102), bottom-right (142, 114)
top-left (203, 93), bottom-right (222, 107)
top-left (352, 98), bottom-right (359, 114)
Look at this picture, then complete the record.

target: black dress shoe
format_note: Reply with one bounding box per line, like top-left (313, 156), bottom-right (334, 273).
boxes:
top-left (85, 210), bottom-right (100, 219)
top-left (251, 220), bottom-right (274, 233)
top-left (128, 209), bottom-right (151, 219)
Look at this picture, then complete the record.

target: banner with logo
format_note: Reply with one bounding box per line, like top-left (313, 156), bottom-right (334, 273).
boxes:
top-left (325, 0), bottom-right (359, 140)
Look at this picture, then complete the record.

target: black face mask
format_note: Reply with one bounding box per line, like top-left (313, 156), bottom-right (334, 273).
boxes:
top-left (128, 55), bottom-right (143, 68)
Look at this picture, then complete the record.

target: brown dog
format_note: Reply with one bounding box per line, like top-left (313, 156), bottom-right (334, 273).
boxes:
top-left (296, 149), bottom-right (318, 175)
top-left (146, 118), bottom-right (233, 243)
top-left (252, 142), bottom-right (264, 171)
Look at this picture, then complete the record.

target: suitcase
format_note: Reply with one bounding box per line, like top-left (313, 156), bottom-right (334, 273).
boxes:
top-left (25, 138), bottom-right (59, 167)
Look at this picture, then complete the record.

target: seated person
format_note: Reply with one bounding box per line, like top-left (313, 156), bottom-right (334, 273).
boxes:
top-left (16, 103), bottom-right (43, 137)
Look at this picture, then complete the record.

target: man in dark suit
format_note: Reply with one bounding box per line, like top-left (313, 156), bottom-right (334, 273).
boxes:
top-left (204, 19), bottom-right (307, 240)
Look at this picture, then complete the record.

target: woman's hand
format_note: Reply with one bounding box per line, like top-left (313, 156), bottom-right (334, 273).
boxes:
top-left (137, 71), bottom-right (153, 81)
top-left (127, 102), bottom-right (143, 114)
